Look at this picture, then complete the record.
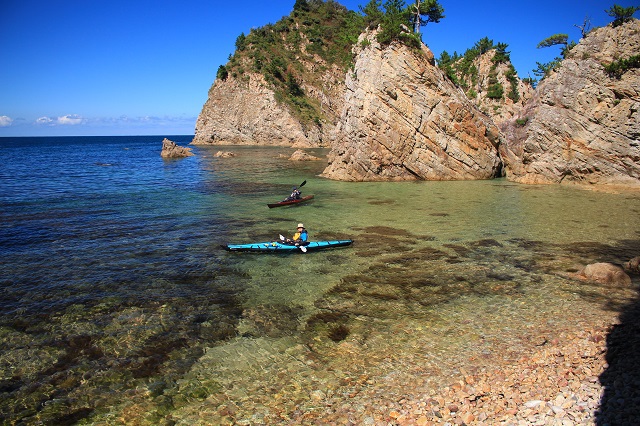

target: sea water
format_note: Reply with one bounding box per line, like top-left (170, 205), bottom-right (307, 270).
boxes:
top-left (1, 136), bottom-right (639, 424)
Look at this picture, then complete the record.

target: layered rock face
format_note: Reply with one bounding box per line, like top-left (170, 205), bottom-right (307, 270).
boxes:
top-left (459, 50), bottom-right (534, 126)
top-left (502, 20), bottom-right (640, 187)
top-left (192, 73), bottom-right (328, 147)
top-left (321, 32), bottom-right (503, 181)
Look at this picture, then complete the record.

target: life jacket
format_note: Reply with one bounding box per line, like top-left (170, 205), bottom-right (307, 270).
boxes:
top-left (293, 230), bottom-right (308, 242)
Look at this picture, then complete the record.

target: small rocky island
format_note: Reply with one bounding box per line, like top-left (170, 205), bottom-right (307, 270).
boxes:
top-left (160, 138), bottom-right (194, 158)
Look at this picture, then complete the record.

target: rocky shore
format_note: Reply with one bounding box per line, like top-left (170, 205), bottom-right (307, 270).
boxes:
top-left (167, 253), bottom-right (640, 426)
top-left (373, 323), bottom-right (613, 426)
top-left (276, 316), bottom-right (639, 426)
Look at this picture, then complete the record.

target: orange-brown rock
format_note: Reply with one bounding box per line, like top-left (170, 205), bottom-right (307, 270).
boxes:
top-left (501, 20), bottom-right (640, 187)
top-left (160, 138), bottom-right (193, 158)
top-left (321, 31), bottom-right (504, 181)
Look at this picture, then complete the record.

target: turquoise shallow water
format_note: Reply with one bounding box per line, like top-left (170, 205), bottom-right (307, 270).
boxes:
top-left (1, 137), bottom-right (639, 424)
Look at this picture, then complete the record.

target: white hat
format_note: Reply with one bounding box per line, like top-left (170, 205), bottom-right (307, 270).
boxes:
top-left (297, 223), bottom-right (304, 228)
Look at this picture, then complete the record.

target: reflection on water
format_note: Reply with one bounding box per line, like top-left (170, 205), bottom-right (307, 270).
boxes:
top-left (0, 142), bottom-right (638, 424)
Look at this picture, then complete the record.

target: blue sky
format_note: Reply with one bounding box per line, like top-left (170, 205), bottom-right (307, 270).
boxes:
top-left (1, 0), bottom-right (636, 137)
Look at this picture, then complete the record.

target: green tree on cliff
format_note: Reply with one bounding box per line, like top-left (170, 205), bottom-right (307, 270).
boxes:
top-left (293, 0), bottom-right (311, 12)
top-left (375, 0), bottom-right (444, 47)
top-left (475, 37), bottom-right (494, 54)
top-left (409, 0), bottom-right (445, 33)
top-left (376, 0), bottom-right (410, 45)
top-left (606, 4), bottom-right (640, 27)
top-left (537, 33), bottom-right (574, 58)
top-left (360, 0), bottom-right (384, 29)
top-left (534, 33), bottom-right (576, 80)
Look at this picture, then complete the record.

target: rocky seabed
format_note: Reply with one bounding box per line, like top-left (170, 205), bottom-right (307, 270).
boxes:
top-left (186, 317), bottom-right (635, 426)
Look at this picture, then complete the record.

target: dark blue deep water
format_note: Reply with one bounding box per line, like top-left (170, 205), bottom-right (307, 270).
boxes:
top-left (1, 136), bottom-right (228, 315)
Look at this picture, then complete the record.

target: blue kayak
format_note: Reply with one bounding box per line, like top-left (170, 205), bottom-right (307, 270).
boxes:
top-left (225, 239), bottom-right (352, 252)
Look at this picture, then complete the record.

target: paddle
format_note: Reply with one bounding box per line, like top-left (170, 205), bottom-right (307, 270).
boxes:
top-left (298, 180), bottom-right (307, 188)
top-left (279, 234), bottom-right (307, 252)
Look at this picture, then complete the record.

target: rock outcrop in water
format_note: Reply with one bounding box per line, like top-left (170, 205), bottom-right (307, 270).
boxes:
top-left (321, 31), bottom-right (504, 181)
top-left (160, 138), bottom-right (194, 158)
top-left (190, 1), bottom-right (351, 148)
top-left (500, 20), bottom-right (640, 187)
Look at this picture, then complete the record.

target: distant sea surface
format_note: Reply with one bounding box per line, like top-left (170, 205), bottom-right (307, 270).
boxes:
top-left (1, 135), bottom-right (639, 424)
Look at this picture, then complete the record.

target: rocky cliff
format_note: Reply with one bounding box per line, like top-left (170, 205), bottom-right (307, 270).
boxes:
top-left (501, 20), bottom-right (640, 187)
top-left (191, 72), bottom-right (331, 147)
top-left (192, 2), bottom-right (639, 188)
top-left (321, 31), bottom-right (503, 181)
top-left (191, 1), bottom-right (357, 148)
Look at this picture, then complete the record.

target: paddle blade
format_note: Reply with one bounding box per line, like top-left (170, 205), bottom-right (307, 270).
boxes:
top-left (299, 180), bottom-right (307, 188)
top-left (299, 245), bottom-right (307, 252)
top-left (279, 234), bottom-right (286, 240)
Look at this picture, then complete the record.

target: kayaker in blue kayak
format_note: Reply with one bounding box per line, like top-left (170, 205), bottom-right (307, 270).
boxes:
top-left (284, 186), bottom-right (302, 202)
top-left (285, 223), bottom-right (308, 245)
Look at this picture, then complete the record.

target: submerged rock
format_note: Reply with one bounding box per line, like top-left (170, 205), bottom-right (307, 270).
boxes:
top-left (160, 138), bottom-right (194, 158)
top-left (579, 262), bottom-right (632, 286)
top-left (624, 256), bottom-right (640, 273)
top-left (214, 151), bottom-right (236, 158)
top-left (289, 149), bottom-right (321, 161)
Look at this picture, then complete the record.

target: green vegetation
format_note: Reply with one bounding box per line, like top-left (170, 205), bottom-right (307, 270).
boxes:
top-left (361, 0), bottom-right (444, 48)
top-left (409, 0), bottom-right (445, 33)
top-left (606, 4), bottom-right (640, 27)
top-left (217, 0), bottom-right (447, 129)
top-left (216, 65), bottom-right (228, 81)
top-left (537, 33), bottom-right (568, 49)
top-left (437, 37), bottom-right (519, 102)
top-left (537, 33), bottom-right (576, 60)
top-left (360, 0), bottom-right (384, 29)
top-left (221, 0), bottom-right (366, 128)
top-left (533, 59), bottom-right (562, 79)
top-left (486, 72), bottom-right (504, 100)
top-left (504, 66), bottom-right (520, 102)
top-left (604, 54), bottom-right (640, 78)
top-left (534, 33), bottom-right (576, 80)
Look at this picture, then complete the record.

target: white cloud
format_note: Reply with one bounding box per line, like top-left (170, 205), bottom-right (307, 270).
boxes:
top-left (36, 116), bottom-right (54, 125)
top-left (35, 115), bottom-right (86, 126)
top-left (0, 116), bottom-right (13, 127)
top-left (11, 113), bottom-right (195, 136)
top-left (57, 114), bottom-right (84, 125)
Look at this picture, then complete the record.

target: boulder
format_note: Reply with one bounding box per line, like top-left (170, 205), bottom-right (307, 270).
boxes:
top-left (160, 138), bottom-right (194, 158)
top-left (580, 262), bottom-right (632, 286)
top-left (214, 151), bottom-right (236, 158)
top-left (289, 149), bottom-right (321, 161)
top-left (624, 256), bottom-right (640, 274)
